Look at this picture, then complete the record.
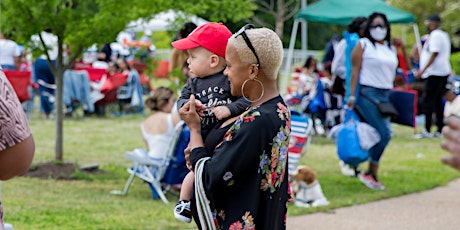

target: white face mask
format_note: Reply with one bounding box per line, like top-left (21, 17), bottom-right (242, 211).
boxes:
top-left (370, 27), bottom-right (387, 41)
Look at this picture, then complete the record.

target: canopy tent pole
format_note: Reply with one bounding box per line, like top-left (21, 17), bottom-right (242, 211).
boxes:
top-left (301, 21), bottom-right (308, 51)
top-left (281, 19), bottom-right (300, 95)
top-left (401, 25), bottom-right (406, 44)
top-left (301, 0), bottom-right (308, 51)
top-left (412, 23), bottom-right (422, 56)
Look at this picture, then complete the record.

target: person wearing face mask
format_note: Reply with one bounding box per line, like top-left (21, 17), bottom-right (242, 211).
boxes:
top-left (347, 12), bottom-right (404, 190)
top-left (414, 14), bottom-right (452, 139)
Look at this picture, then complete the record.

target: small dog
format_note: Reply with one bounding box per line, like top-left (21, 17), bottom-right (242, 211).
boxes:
top-left (290, 165), bottom-right (329, 208)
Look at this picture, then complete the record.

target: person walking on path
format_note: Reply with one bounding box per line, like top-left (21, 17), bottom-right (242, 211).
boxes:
top-left (415, 13), bottom-right (451, 139)
top-left (347, 12), bottom-right (404, 190)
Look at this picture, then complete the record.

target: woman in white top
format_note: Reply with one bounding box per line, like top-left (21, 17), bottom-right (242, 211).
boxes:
top-left (347, 12), bottom-right (405, 191)
top-left (142, 87), bottom-right (182, 159)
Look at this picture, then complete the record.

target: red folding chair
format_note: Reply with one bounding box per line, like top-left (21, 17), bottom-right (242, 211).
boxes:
top-left (3, 70), bottom-right (32, 102)
top-left (78, 67), bottom-right (107, 82)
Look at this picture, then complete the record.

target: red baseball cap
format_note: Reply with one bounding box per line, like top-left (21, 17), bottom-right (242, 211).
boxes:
top-left (171, 22), bottom-right (232, 58)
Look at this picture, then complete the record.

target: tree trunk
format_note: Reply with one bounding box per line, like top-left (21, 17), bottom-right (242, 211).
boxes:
top-left (54, 68), bottom-right (64, 162)
top-left (276, 0), bottom-right (285, 40)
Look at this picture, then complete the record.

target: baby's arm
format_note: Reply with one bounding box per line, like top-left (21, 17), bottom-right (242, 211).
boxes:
top-left (177, 78), bottom-right (206, 117)
top-left (176, 79), bottom-right (193, 111)
top-left (226, 96), bottom-right (251, 116)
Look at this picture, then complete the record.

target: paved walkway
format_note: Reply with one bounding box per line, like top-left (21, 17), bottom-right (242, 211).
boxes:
top-left (287, 178), bottom-right (460, 230)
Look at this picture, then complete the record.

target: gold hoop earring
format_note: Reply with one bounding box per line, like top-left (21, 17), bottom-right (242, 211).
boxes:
top-left (241, 78), bottom-right (264, 103)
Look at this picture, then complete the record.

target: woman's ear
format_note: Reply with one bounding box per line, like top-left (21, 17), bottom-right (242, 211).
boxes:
top-left (249, 64), bottom-right (259, 78)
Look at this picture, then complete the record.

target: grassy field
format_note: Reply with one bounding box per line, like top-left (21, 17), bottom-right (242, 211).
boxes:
top-left (2, 107), bottom-right (459, 229)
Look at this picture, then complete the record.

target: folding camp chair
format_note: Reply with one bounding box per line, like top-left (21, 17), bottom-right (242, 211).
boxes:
top-left (110, 121), bottom-right (187, 204)
top-left (3, 70), bottom-right (32, 103)
top-left (288, 110), bottom-right (313, 175)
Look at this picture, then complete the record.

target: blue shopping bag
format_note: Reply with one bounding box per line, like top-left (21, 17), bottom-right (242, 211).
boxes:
top-left (337, 109), bottom-right (369, 167)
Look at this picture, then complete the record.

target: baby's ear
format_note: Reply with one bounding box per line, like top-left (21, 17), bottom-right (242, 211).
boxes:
top-left (209, 54), bottom-right (224, 68)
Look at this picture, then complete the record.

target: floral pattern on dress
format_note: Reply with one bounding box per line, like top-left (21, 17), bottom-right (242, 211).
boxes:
top-left (228, 211), bottom-right (255, 230)
top-left (199, 97), bottom-right (290, 229)
top-left (220, 109), bottom-right (260, 145)
top-left (260, 102), bottom-right (291, 193)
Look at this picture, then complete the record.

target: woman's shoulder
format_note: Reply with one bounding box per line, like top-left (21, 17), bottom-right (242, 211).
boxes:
top-left (144, 112), bottom-right (167, 124)
top-left (358, 37), bottom-right (372, 47)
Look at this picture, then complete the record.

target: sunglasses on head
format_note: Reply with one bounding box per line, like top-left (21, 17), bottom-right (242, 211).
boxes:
top-left (370, 23), bottom-right (387, 29)
top-left (234, 24), bottom-right (260, 67)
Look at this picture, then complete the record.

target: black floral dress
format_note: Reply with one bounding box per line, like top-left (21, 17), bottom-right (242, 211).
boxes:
top-left (190, 95), bottom-right (291, 230)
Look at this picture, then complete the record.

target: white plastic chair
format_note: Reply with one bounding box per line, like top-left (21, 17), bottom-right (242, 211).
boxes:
top-left (110, 121), bottom-right (185, 204)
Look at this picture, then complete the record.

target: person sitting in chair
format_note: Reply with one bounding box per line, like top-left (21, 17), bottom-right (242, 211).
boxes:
top-left (142, 87), bottom-right (182, 159)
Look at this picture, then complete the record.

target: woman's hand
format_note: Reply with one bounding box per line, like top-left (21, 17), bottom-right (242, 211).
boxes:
top-left (179, 94), bottom-right (201, 131)
top-left (194, 99), bottom-right (206, 118)
top-left (392, 37), bottom-right (404, 48)
top-left (346, 96), bottom-right (355, 109)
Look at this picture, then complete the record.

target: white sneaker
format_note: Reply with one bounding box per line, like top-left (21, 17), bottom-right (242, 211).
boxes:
top-left (174, 200), bottom-right (192, 223)
top-left (314, 118), bottom-right (325, 135)
top-left (4, 223), bottom-right (14, 230)
top-left (432, 132), bottom-right (443, 138)
top-left (414, 130), bottom-right (432, 139)
top-left (339, 161), bottom-right (356, 177)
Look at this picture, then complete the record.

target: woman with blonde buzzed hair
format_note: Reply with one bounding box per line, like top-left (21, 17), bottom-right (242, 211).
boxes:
top-left (179, 25), bottom-right (290, 229)
top-left (227, 27), bottom-right (283, 80)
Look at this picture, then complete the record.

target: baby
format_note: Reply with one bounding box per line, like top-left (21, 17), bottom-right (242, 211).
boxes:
top-left (172, 22), bottom-right (250, 223)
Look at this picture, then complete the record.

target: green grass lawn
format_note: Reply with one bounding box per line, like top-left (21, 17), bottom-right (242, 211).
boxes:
top-left (2, 109), bottom-right (459, 229)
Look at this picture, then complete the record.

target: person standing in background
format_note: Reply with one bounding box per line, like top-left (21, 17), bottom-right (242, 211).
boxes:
top-left (0, 33), bottom-right (21, 70)
top-left (348, 12), bottom-right (400, 190)
top-left (169, 22), bottom-right (197, 74)
top-left (415, 13), bottom-right (452, 139)
top-left (331, 17), bottom-right (367, 96)
top-left (31, 29), bottom-right (59, 118)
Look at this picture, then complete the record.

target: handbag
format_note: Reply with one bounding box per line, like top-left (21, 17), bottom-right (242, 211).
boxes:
top-left (336, 109), bottom-right (369, 167)
top-left (361, 94), bottom-right (399, 117)
top-left (375, 102), bottom-right (399, 117)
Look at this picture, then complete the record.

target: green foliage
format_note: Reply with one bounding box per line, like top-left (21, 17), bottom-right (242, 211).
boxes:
top-left (170, 0), bottom-right (256, 23)
top-left (451, 52), bottom-right (460, 74)
top-left (151, 31), bottom-right (175, 49)
top-left (388, 0), bottom-right (460, 47)
top-left (0, 0), bottom-right (257, 162)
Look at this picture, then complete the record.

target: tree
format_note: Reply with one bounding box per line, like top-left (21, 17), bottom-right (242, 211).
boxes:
top-left (251, 0), bottom-right (301, 40)
top-left (0, 0), bottom-right (255, 162)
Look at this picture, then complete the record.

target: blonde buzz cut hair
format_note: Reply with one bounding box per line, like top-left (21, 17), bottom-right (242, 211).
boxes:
top-left (228, 27), bottom-right (283, 80)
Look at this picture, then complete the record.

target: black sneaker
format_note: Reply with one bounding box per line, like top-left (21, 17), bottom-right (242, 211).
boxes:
top-left (174, 200), bottom-right (192, 223)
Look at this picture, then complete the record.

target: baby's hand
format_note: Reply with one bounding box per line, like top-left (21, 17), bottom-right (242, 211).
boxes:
top-left (194, 99), bottom-right (206, 117)
top-left (212, 106), bottom-right (231, 120)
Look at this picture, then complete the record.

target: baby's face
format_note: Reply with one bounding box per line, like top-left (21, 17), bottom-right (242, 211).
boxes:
top-left (186, 47), bottom-right (213, 78)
